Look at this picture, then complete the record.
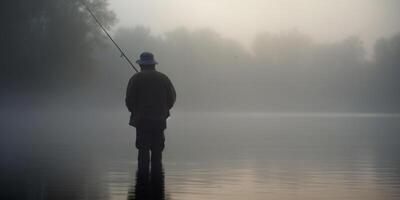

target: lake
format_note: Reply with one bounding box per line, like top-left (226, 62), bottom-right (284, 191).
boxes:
top-left (1, 111), bottom-right (400, 199)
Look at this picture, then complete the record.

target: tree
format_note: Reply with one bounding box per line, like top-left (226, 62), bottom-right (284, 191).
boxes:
top-left (253, 30), bottom-right (314, 67)
top-left (0, 0), bottom-right (115, 89)
top-left (370, 33), bottom-right (400, 111)
top-left (374, 33), bottom-right (400, 71)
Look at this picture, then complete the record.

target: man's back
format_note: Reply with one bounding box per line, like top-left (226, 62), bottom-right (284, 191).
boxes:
top-left (126, 69), bottom-right (176, 127)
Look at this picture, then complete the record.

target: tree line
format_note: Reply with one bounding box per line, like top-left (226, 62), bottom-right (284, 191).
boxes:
top-left (1, 0), bottom-right (399, 112)
top-left (95, 27), bottom-right (400, 112)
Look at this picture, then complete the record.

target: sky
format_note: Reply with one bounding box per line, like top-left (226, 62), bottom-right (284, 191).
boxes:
top-left (108, 0), bottom-right (400, 53)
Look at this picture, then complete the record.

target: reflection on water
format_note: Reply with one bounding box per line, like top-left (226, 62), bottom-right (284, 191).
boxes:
top-left (128, 163), bottom-right (165, 200)
top-left (1, 111), bottom-right (400, 199)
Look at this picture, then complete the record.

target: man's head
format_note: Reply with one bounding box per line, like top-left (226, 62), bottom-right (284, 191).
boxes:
top-left (136, 52), bottom-right (158, 70)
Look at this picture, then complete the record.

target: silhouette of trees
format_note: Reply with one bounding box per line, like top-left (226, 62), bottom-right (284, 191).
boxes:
top-left (91, 26), bottom-right (400, 112)
top-left (0, 0), bottom-right (115, 89)
top-left (95, 27), bottom-right (380, 112)
top-left (374, 33), bottom-right (400, 72)
top-left (95, 27), bottom-right (251, 110)
top-left (250, 31), bottom-right (368, 111)
top-left (253, 30), bottom-right (314, 67)
top-left (2, 3), bottom-right (399, 113)
top-left (370, 33), bottom-right (400, 111)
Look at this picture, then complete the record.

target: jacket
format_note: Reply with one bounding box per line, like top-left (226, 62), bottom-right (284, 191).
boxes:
top-left (125, 69), bottom-right (176, 127)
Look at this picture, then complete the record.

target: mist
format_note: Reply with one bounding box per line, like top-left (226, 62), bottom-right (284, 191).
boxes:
top-left (2, 0), bottom-right (400, 113)
top-left (89, 26), bottom-right (399, 113)
top-left (1, 0), bottom-right (400, 199)
top-left (110, 0), bottom-right (400, 53)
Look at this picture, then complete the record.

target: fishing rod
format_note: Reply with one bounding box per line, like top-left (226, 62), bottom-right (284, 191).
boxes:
top-left (79, 0), bottom-right (139, 72)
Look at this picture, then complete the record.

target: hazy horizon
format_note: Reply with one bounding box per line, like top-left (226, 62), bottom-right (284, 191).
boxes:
top-left (109, 0), bottom-right (400, 55)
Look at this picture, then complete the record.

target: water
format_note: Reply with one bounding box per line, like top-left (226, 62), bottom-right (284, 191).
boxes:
top-left (1, 111), bottom-right (400, 199)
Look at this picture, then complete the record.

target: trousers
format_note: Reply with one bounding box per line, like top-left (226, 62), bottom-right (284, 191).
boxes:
top-left (135, 119), bottom-right (165, 151)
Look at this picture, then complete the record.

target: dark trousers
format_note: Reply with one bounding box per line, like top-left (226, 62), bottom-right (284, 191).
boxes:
top-left (135, 120), bottom-right (165, 170)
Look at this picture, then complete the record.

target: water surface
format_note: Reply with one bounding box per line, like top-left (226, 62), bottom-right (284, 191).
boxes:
top-left (1, 111), bottom-right (400, 199)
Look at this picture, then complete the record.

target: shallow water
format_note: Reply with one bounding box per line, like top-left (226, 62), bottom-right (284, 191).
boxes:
top-left (1, 111), bottom-right (400, 199)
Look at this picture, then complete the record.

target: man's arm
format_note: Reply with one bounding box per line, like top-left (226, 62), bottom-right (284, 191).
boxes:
top-left (125, 77), bottom-right (136, 113)
top-left (166, 77), bottom-right (176, 109)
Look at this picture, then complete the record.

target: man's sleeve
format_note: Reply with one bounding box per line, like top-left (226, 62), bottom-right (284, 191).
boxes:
top-left (125, 78), bottom-right (136, 113)
top-left (166, 77), bottom-right (176, 109)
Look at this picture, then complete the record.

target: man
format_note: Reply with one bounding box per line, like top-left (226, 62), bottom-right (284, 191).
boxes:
top-left (126, 52), bottom-right (176, 170)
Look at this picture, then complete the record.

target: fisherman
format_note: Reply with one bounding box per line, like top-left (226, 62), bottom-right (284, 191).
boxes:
top-left (126, 52), bottom-right (176, 170)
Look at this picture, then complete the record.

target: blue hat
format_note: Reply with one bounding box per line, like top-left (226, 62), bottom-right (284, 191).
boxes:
top-left (136, 52), bottom-right (158, 65)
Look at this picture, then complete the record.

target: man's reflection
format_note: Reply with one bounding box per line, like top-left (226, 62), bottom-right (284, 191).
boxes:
top-left (128, 161), bottom-right (165, 200)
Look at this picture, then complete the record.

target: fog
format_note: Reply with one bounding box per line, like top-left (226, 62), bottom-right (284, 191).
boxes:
top-left (110, 0), bottom-right (400, 54)
top-left (1, 0), bottom-right (400, 199)
top-left (89, 26), bottom-right (399, 112)
top-left (1, 0), bottom-right (399, 112)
